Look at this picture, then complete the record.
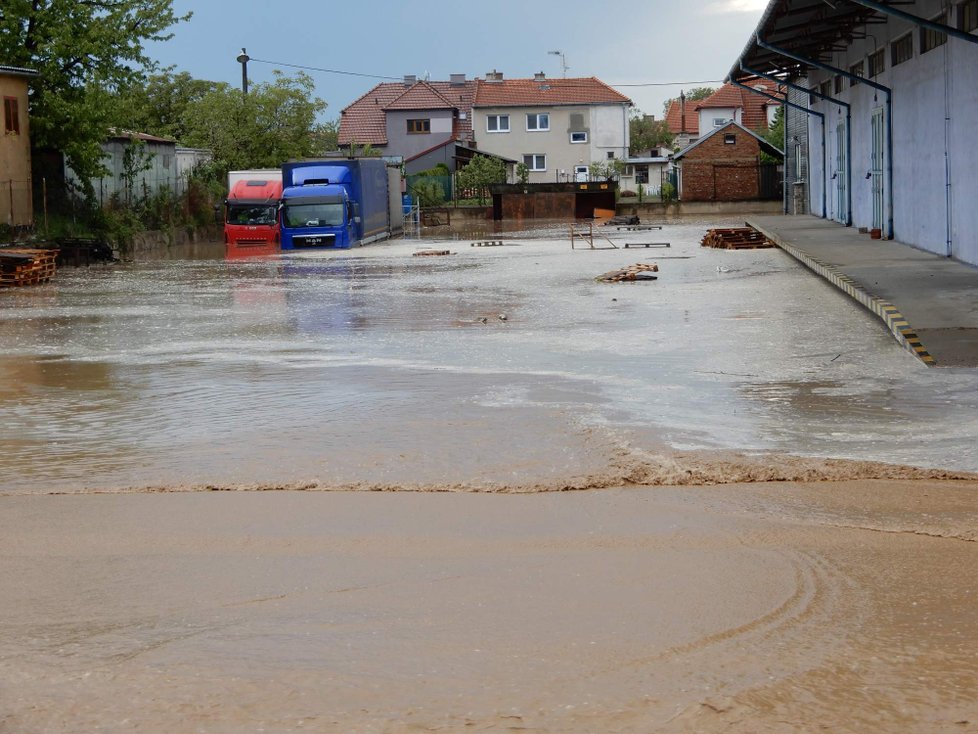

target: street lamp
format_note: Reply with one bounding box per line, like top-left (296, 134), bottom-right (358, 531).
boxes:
top-left (548, 50), bottom-right (568, 78)
top-left (236, 48), bottom-right (250, 95)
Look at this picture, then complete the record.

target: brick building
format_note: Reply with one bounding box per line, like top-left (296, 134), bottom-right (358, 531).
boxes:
top-left (673, 120), bottom-right (782, 202)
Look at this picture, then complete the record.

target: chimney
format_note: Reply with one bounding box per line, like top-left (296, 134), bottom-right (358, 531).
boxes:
top-left (680, 90), bottom-right (687, 134)
top-left (450, 73), bottom-right (466, 86)
top-left (534, 71), bottom-right (546, 81)
top-left (485, 69), bottom-right (503, 82)
top-left (403, 74), bottom-right (417, 87)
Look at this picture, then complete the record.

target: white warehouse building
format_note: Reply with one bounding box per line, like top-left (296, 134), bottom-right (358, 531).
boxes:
top-left (731, 0), bottom-right (978, 266)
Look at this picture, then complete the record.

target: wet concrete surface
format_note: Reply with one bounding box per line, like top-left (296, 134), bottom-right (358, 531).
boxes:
top-left (2, 217), bottom-right (978, 494)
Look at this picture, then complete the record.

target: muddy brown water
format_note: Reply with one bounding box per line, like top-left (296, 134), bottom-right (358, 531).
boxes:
top-left (2, 219), bottom-right (978, 732)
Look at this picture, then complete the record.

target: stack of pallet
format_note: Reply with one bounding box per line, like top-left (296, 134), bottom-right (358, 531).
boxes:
top-left (701, 227), bottom-right (774, 249)
top-left (0, 248), bottom-right (58, 288)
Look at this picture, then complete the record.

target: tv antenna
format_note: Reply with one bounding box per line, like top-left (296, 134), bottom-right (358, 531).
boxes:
top-left (548, 50), bottom-right (569, 78)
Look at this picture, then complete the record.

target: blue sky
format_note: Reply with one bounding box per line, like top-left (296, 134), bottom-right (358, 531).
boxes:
top-left (148, 0), bottom-right (768, 120)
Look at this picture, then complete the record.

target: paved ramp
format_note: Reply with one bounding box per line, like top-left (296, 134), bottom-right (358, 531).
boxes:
top-left (748, 215), bottom-right (978, 367)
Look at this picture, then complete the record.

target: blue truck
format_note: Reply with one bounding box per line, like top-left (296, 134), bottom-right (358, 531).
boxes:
top-left (279, 158), bottom-right (403, 249)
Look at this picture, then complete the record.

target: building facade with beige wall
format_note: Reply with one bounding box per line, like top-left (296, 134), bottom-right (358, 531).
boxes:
top-left (1, 64), bottom-right (38, 230)
top-left (470, 75), bottom-right (632, 184)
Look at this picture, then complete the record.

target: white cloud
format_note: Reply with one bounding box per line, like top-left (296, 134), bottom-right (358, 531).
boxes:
top-left (705, 0), bottom-right (768, 13)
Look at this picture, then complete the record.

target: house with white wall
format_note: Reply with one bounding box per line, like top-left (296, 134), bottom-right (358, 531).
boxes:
top-left (470, 72), bottom-right (632, 184)
top-left (730, 0), bottom-right (978, 266)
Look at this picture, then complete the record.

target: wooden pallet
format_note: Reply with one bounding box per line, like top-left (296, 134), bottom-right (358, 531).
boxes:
top-left (412, 249), bottom-right (452, 257)
top-left (700, 227), bottom-right (775, 250)
top-left (0, 249), bottom-right (59, 287)
top-left (596, 263), bottom-right (660, 282)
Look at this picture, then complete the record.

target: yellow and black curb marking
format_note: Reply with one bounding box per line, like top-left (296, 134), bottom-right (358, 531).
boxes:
top-left (749, 224), bottom-right (936, 367)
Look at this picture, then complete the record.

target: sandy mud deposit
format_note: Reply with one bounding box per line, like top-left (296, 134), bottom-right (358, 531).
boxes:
top-left (2, 221), bottom-right (977, 731)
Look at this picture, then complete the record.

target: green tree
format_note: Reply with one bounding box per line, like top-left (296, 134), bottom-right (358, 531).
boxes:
top-left (662, 86), bottom-right (716, 116)
top-left (759, 105), bottom-right (785, 162)
top-left (179, 71), bottom-right (327, 172)
top-left (0, 0), bottom-right (190, 190)
top-left (629, 111), bottom-right (674, 155)
top-left (310, 119), bottom-right (341, 155)
top-left (455, 155), bottom-right (505, 205)
top-left (515, 161), bottom-right (529, 184)
top-left (108, 70), bottom-right (220, 141)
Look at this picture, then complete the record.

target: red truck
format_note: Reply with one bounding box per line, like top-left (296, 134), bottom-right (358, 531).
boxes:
top-left (224, 170), bottom-right (283, 257)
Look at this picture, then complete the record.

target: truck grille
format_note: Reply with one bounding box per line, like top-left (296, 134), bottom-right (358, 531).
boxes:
top-left (236, 238), bottom-right (270, 245)
top-left (293, 234), bottom-right (336, 247)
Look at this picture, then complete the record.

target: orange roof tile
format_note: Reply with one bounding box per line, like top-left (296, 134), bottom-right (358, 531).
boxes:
top-left (665, 99), bottom-right (699, 136)
top-left (472, 77), bottom-right (631, 108)
top-left (338, 79), bottom-right (477, 146)
top-left (385, 80), bottom-right (456, 110)
top-left (695, 81), bottom-right (783, 131)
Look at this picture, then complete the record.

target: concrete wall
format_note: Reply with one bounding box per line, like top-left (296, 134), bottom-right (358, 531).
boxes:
top-left (678, 126), bottom-right (763, 201)
top-left (384, 109), bottom-right (455, 161)
top-left (473, 104), bottom-right (629, 184)
top-left (805, 0), bottom-right (978, 265)
top-left (0, 73), bottom-right (33, 227)
top-left (619, 200), bottom-right (783, 217)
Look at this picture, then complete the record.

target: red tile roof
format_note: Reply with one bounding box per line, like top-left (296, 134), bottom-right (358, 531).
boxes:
top-left (472, 77), bottom-right (631, 108)
top-left (665, 99), bottom-right (699, 136)
top-left (695, 81), bottom-right (783, 130)
top-left (385, 81), bottom-right (456, 111)
top-left (339, 80), bottom-right (476, 146)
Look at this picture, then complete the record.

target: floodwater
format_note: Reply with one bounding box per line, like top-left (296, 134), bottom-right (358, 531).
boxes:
top-left (3, 218), bottom-right (978, 734)
top-left (1, 218), bottom-right (976, 494)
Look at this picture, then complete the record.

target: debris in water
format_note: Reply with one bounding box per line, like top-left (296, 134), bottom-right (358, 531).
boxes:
top-left (498, 314), bottom-right (508, 321)
top-left (413, 249), bottom-right (452, 257)
top-left (596, 263), bottom-right (659, 283)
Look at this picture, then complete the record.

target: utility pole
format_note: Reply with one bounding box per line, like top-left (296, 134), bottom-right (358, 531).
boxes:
top-left (236, 48), bottom-right (250, 94)
top-left (548, 50), bottom-right (569, 78)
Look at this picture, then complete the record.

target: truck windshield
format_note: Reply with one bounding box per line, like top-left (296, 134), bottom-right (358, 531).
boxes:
top-left (284, 202), bottom-right (345, 228)
top-left (227, 204), bottom-right (277, 226)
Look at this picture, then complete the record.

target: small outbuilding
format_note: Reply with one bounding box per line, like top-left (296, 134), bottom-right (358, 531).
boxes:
top-left (673, 120), bottom-right (783, 202)
top-left (1, 64), bottom-right (39, 230)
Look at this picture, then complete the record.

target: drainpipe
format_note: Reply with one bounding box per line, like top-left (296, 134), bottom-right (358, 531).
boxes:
top-left (755, 35), bottom-right (893, 240)
top-left (741, 63), bottom-right (850, 226)
top-left (848, 0), bottom-right (978, 45)
top-left (728, 77), bottom-right (826, 219)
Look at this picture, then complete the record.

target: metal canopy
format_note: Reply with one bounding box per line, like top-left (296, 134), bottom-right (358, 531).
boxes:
top-left (729, 0), bottom-right (886, 79)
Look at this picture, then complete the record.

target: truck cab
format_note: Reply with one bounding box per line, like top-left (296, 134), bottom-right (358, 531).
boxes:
top-left (280, 181), bottom-right (358, 249)
top-left (224, 174), bottom-right (283, 257)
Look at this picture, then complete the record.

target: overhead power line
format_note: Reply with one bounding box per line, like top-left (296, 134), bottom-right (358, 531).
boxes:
top-left (249, 58), bottom-right (725, 90)
top-left (610, 79), bottom-right (726, 87)
top-left (249, 57), bottom-right (401, 81)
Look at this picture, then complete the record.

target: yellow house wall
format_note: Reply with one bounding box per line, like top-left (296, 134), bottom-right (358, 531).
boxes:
top-left (0, 74), bottom-right (33, 228)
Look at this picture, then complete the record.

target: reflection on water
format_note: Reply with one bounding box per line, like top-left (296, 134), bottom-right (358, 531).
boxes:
top-left (2, 221), bottom-right (978, 493)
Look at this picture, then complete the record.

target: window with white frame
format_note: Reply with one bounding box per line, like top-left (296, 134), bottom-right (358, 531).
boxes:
top-left (570, 131), bottom-right (587, 143)
top-left (486, 114), bottom-right (509, 132)
top-left (921, 12), bottom-right (948, 52)
top-left (960, 0), bottom-right (977, 32)
top-left (712, 117), bottom-right (729, 128)
top-left (526, 113), bottom-right (549, 131)
top-left (868, 48), bottom-right (885, 77)
top-left (523, 154), bottom-right (546, 171)
top-left (891, 33), bottom-right (913, 66)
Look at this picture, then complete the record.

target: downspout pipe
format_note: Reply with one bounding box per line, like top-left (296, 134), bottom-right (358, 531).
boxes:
top-left (848, 0), bottom-right (978, 45)
top-left (728, 77), bottom-right (827, 219)
top-left (755, 35), bottom-right (893, 239)
top-left (741, 63), bottom-right (850, 226)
